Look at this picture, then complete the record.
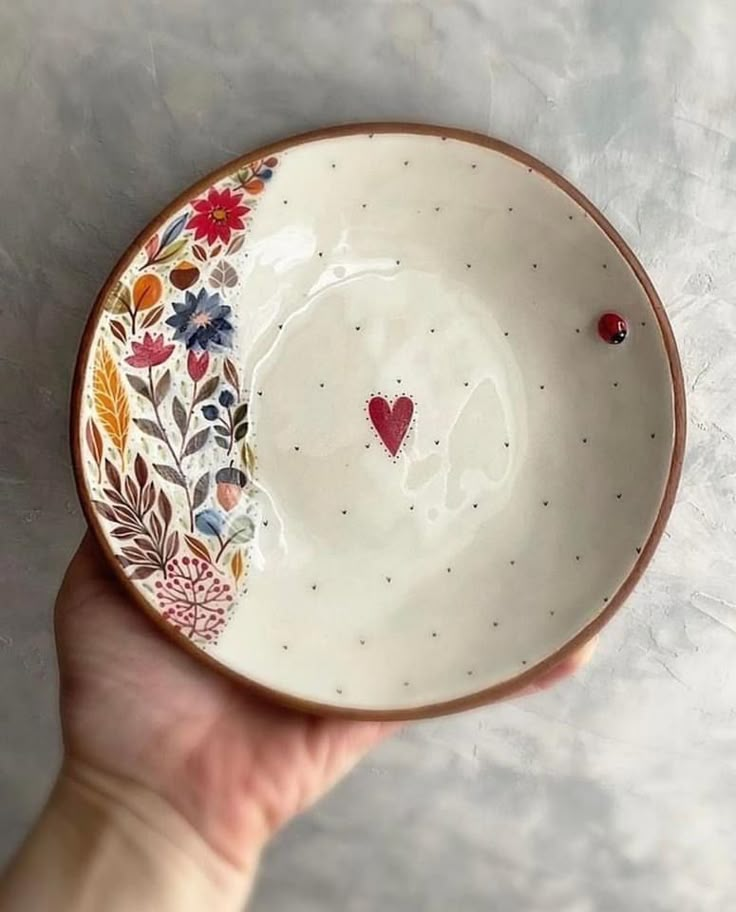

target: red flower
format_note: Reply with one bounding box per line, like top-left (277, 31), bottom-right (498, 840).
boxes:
top-left (186, 187), bottom-right (250, 246)
top-left (187, 350), bottom-right (210, 382)
top-left (124, 333), bottom-right (175, 368)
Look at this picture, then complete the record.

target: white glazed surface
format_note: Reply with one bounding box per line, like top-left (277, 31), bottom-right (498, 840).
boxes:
top-left (78, 130), bottom-right (677, 712)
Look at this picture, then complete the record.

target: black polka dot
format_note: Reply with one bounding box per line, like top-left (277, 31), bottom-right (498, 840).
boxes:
top-left (434, 440), bottom-right (440, 446)
top-left (319, 382), bottom-right (325, 388)
top-left (521, 660), bottom-right (527, 665)
top-left (504, 331), bottom-right (509, 337)
top-left (603, 596), bottom-right (609, 603)
top-left (404, 681), bottom-right (410, 687)
top-left (446, 567), bottom-right (451, 573)
top-left (471, 163), bottom-right (477, 169)
top-left (464, 381), bottom-right (469, 387)
top-left (550, 610), bottom-right (555, 616)
top-left (466, 263), bottom-right (472, 269)
top-left (435, 206), bottom-right (440, 212)
top-left (539, 385), bottom-right (545, 390)
top-left (361, 203), bottom-right (367, 208)
top-left (263, 519), bottom-right (269, 527)
top-left (543, 500), bottom-right (549, 506)
top-left (568, 215), bottom-right (573, 220)
top-left (467, 670), bottom-right (474, 676)
top-left (355, 325), bottom-right (361, 331)
top-left (336, 688), bottom-right (342, 694)
top-left (616, 493), bottom-right (622, 500)
top-left (283, 199), bottom-right (288, 204)
top-left (282, 644), bottom-right (288, 650)
top-left (510, 560), bottom-right (515, 566)
top-left (257, 391), bottom-right (263, 397)
top-left (602, 263), bottom-right (608, 269)
top-left (636, 546), bottom-right (642, 554)
top-left (641, 321), bottom-right (647, 327)
top-left (575, 328), bottom-right (581, 334)
top-left (311, 584), bottom-right (317, 590)
top-left (431, 631), bottom-right (438, 638)
top-left (504, 441), bottom-right (509, 448)
top-left (430, 328), bottom-right (435, 333)
top-left (359, 638), bottom-right (365, 646)
top-left (403, 160), bottom-right (409, 166)
top-left (318, 251), bottom-right (323, 257)
top-left (651, 433), bottom-right (656, 439)
top-left (532, 263), bottom-right (538, 269)
top-left (508, 206), bottom-right (514, 212)
top-left (409, 505), bottom-right (414, 511)
top-left (493, 621), bottom-right (499, 627)
top-left (331, 163), bottom-right (336, 169)
top-left (294, 445), bottom-right (300, 451)
top-left (473, 503), bottom-right (478, 509)
top-left (582, 437), bottom-right (588, 443)
top-left (613, 381), bottom-right (619, 388)
top-left (395, 259), bottom-right (401, 265)
top-left (341, 509), bottom-right (348, 515)
top-left (386, 576), bottom-right (392, 583)
top-left (575, 555), bottom-right (580, 561)
top-left (278, 323), bottom-right (283, 330)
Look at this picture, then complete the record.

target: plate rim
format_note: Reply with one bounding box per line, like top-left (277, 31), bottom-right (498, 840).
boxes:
top-left (69, 122), bottom-right (687, 720)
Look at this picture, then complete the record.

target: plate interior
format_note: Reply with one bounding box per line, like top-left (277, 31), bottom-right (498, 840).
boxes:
top-left (76, 129), bottom-right (678, 713)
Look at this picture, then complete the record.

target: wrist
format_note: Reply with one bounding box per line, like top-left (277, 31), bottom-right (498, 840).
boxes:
top-left (1, 761), bottom-right (259, 912)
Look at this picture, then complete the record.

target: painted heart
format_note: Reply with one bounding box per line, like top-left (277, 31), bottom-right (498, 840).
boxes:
top-left (368, 395), bottom-right (414, 457)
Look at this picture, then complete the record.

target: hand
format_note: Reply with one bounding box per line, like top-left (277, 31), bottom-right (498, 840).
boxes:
top-left (55, 531), bottom-right (597, 872)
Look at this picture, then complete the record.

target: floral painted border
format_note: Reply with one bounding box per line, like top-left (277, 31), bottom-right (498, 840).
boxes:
top-left (81, 156), bottom-right (279, 645)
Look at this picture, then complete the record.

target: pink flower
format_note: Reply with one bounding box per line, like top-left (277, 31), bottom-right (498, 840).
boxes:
top-left (124, 333), bottom-right (175, 369)
top-left (186, 187), bottom-right (250, 246)
top-left (187, 350), bottom-right (210, 382)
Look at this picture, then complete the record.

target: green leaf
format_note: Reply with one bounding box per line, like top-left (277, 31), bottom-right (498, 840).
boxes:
top-left (214, 436), bottom-right (229, 450)
top-left (105, 281), bottom-right (132, 314)
top-left (233, 404), bottom-right (248, 425)
top-left (228, 517), bottom-right (254, 544)
top-left (234, 422), bottom-right (248, 441)
top-left (153, 237), bottom-right (187, 265)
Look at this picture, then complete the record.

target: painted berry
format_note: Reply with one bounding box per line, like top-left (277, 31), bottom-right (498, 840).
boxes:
top-left (598, 312), bottom-right (628, 344)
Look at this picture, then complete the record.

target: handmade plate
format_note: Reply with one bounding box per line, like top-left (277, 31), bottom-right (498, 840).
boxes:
top-left (72, 124), bottom-right (685, 718)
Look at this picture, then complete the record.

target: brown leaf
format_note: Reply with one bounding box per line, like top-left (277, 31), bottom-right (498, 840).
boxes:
top-left (85, 419), bottom-right (103, 472)
top-left (158, 489), bottom-right (173, 524)
top-left (104, 458), bottom-right (122, 492)
top-left (223, 358), bottom-right (239, 394)
top-left (141, 482), bottom-right (155, 513)
top-left (184, 535), bottom-right (212, 563)
top-left (210, 244), bottom-right (222, 258)
top-left (165, 531), bottom-right (179, 562)
top-left (134, 454), bottom-right (148, 488)
top-left (126, 373), bottom-right (152, 401)
top-left (172, 396), bottom-right (188, 437)
top-left (226, 235), bottom-right (245, 256)
top-left (144, 234), bottom-right (160, 264)
top-left (110, 526), bottom-right (138, 540)
top-left (133, 274), bottom-right (163, 313)
top-left (129, 565), bottom-right (157, 581)
top-left (110, 319), bottom-right (128, 344)
top-left (192, 243), bottom-right (207, 262)
top-left (92, 499), bottom-right (118, 523)
top-left (194, 376), bottom-right (219, 405)
top-left (140, 304), bottom-right (164, 329)
top-left (154, 369), bottom-right (171, 406)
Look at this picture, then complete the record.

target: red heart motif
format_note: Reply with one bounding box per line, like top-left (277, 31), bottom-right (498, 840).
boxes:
top-left (368, 395), bottom-right (414, 457)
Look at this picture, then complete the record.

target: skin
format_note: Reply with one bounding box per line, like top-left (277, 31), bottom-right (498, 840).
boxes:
top-left (0, 532), bottom-right (596, 909)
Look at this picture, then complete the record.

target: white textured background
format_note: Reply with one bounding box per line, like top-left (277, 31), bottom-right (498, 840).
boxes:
top-left (1, 1), bottom-right (734, 909)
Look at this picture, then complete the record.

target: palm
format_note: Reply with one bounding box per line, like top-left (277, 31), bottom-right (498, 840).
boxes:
top-left (55, 533), bottom-right (394, 867)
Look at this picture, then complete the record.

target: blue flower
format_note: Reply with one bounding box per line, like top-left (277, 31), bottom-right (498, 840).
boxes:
top-left (166, 288), bottom-right (233, 352)
top-left (195, 509), bottom-right (225, 537)
top-left (219, 389), bottom-right (235, 408)
top-left (202, 405), bottom-right (219, 420)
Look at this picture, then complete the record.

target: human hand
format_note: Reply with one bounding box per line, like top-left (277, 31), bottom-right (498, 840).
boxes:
top-left (54, 531), bottom-right (597, 873)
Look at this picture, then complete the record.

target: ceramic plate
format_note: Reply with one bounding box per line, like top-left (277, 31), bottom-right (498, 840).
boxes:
top-left (72, 125), bottom-right (684, 718)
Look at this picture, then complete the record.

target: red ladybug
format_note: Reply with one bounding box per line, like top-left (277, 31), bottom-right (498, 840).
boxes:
top-left (598, 312), bottom-right (628, 344)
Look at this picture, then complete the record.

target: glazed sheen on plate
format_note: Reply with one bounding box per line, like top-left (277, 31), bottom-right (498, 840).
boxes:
top-left (72, 125), bottom-right (684, 718)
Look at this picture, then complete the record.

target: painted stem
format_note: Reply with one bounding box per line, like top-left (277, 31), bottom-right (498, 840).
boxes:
top-left (148, 366), bottom-right (195, 533)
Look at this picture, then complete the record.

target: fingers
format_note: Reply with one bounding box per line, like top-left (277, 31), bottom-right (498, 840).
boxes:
top-left (515, 634), bottom-right (598, 698)
top-left (55, 529), bottom-right (118, 616)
